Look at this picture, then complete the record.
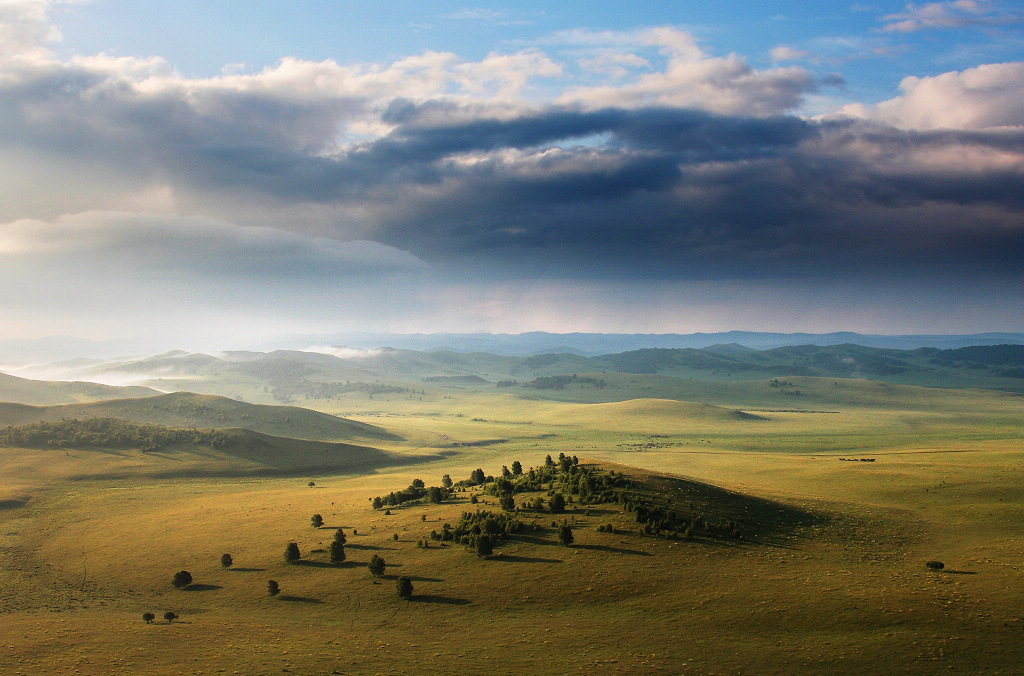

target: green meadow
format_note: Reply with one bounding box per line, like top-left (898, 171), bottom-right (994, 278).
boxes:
top-left (2, 358), bottom-right (1024, 674)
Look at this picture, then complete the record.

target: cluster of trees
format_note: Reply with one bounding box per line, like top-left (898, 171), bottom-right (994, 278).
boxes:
top-left (1, 418), bottom-right (238, 452)
top-left (428, 509), bottom-right (525, 555)
top-left (523, 375), bottom-right (606, 390)
top-left (371, 479), bottom-right (449, 509)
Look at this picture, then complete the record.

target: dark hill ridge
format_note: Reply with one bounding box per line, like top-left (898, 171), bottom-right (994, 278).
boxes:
top-left (0, 392), bottom-right (400, 443)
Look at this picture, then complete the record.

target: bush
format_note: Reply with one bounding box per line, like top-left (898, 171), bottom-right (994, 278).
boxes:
top-left (285, 542), bottom-right (301, 564)
top-left (163, 611), bottom-right (178, 623)
top-left (470, 494), bottom-right (479, 504)
top-left (142, 612), bottom-right (155, 624)
top-left (476, 536), bottom-right (493, 558)
top-left (397, 576), bottom-right (413, 599)
top-left (311, 513), bottom-right (324, 528)
top-left (267, 579), bottom-right (280, 596)
top-left (926, 560), bottom-right (945, 571)
top-left (558, 524), bottom-right (574, 547)
top-left (172, 570), bottom-right (192, 589)
top-left (499, 495), bottom-right (515, 512)
top-left (220, 553), bottom-right (233, 569)
top-left (550, 493), bottom-right (566, 513)
top-left (368, 554), bottom-right (385, 578)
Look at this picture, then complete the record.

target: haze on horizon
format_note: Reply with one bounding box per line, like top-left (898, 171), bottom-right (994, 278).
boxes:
top-left (1, 1), bottom-right (1023, 357)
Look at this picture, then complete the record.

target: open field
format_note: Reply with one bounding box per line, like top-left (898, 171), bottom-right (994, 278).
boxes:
top-left (2, 372), bottom-right (1024, 674)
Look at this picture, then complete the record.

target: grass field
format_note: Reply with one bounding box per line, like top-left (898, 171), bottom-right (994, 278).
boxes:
top-left (1, 376), bottom-right (1023, 674)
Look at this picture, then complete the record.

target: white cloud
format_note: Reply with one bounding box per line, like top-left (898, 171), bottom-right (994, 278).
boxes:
top-left (770, 46), bottom-right (811, 62)
top-left (879, 0), bottom-right (1008, 33)
top-left (831, 62), bottom-right (1024, 129)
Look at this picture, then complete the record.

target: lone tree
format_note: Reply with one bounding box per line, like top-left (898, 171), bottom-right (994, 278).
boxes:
top-left (267, 580), bottom-right (280, 597)
top-left (311, 513), bottom-right (324, 528)
top-left (334, 528), bottom-right (346, 544)
top-left (476, 536), bottom-right (493, 558)
top-left (285, 542), bottom-right (301, 564)
top-left (368, 554), bottom-right (385, 578)
top-left (164, 611), bottom-right (178, 623)
top-left (558, 524), bottom-right (574, 547)
top-left (220, 553), bottom-right (233, 569)
top-left (397, 576), bottom-right (413, 599)
top-left (142, 612), bottom-right (155, 624)
top-left (330, 540), bottom-right (346, 564)
top-left (172, 570), bottom-right (192, 589)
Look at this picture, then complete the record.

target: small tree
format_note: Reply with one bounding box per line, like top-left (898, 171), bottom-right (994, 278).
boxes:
top-left (559, 524), bottom-right (574, 547)
top-left (330, 540), bottom-right (346, 564)
top-left (334, 528), bottom-right (347, 544)
top-left (368, 554), bottom-right (385, 578)
top-left (142, 612), bottom-right (155, 624)
top-left (308, 481), bottom-right (316, 487)
top-left (441, 473), bottom-right (453, 488)
top-left (164, 611), bottom-right (178, 623)
top-left (220, 553), bottom-right (233, 569)
top-left (500, 495), bottom-right (515, 512)
top-left (476, 536), bottom-right (493, 558)
top-left (285, 542), bottom-right (301, 564)
top-left (172, 570), bottom-right (192, 589)
top-left (511, 460), bottom-right (523, 476)
top-left (311, 513), bottom-right (324, 528)
top-left (427, 486), bottom-right (444, 504)
top-left (397, 576), bottom-right (413, 599)
top-left (549, 493), bottom-right (566, 514)
top-left (267, 579), bottom-right (280, 597)
top-left (926, 560), bottom-right (945, 571)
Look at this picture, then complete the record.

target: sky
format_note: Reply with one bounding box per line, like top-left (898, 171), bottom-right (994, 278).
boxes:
top-left (1, 0), bottom-right (1023, 356)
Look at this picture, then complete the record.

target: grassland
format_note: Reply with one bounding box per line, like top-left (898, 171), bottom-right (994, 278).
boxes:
top-left (1, 369), bottom-right (1023, 674)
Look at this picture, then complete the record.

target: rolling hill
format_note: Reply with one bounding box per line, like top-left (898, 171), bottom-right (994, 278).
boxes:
top-left (0, 371), bottom-right (159, 406)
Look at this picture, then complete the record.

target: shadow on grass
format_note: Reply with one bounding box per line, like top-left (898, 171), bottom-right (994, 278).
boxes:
top-left (944, 569), bottom-right (978, 575)
top-left (183, 584), bottom-right (223, 591)
top-left (490, 554), bottom-right (563, 564)
top-left (278, 595), bottom-right (323, 604)
top-left (512, 534), bottom-right (559, 547)
top-left (227, 567), bottom-right (265, 572)
top-left (346, 544), bottom-right (396, 551)
top-left (574, 544), bottom-right (651, 556)
top-left (295, 560), bottom-right (339, 569)
top-left (409, 595), bottom-right (471, 606)
top-left (407, 575), bottom-right (443, 582)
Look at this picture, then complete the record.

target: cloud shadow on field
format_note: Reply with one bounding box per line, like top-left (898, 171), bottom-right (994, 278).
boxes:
top-left (409, 595), bottom-right (471, 605)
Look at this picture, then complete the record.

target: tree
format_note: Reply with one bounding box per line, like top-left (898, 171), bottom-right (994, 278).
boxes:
top-left (427, 486), bottom-right (444, 504)
top-left (330, 540), bottom-right (346, 564)
top-left (549, 493), bottom-right (566, 514)
top-left (500, 495), bottom-right (515, 512)
top-left (267, 580), bottom-right (280, 597)
top-left (559, 524), bottom-right (574, 547)
top-left (441, 473), bottom-right (453, 488)
top-left (220, 553), bottom-right (233, 569)
top-left (172, 570), bottom-right (192, 589)
top-left (334, 528), bottom-right (347, 544)
top-left (397, 576), bottom-right (413, 599)
top-left (511, 460), bottom-right (523, 476)
top-left (164, 611), bottom-right (178, 623)
top-left (142, 612), bottom-right (155, 624)
top-left (476, 536), bottom-right (493, 558)
top-left (311, 513), bottom-right (324, 528)
top-left (372, 496), bottom-right (383, 509)
top-left (285, 542), bottom-right (301, 564)
top-left (501, 465), bottom-right (511, 478)
top-left (411, 478), bottom-right (425, 489)
top-left (368, 554), bottom-right (385, 578)
top-left (469, 468), bottom-right (486, 484)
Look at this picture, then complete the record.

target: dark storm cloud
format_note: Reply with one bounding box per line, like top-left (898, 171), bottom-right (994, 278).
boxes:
top-left (2, 58), bottom-right (1022, 285)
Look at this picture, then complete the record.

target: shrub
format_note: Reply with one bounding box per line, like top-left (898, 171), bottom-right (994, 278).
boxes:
top-left (142, 612), bottom-right (155, 624)
top-left (470, 494), bottom-right (479, 504)
top-left (558, 524), bottom-right (574, 547)
top-left (308, 481), bottom-right (315, 487)
top-left (393, 533), bottom-right (399, 541)
top-left (397, 576), bottom-right (413, 599)
top-left (164, 611), bottom-right (178, 623)
top-left (284, 542), bottom-right (301, 564)
top-left (311, 513), bottom-right (324, 528)
top-left (330, 540), bottom-right (346, 564)
top-left (926, 560), bottom-right (945, 571)
top-left (220, 553), bottom-right (233, 569)
top-left (476, 536), bottom-right (493, 558)
top-left (172, 570), bottom-right (192, 589)
top-left (368, 554), bottom-right (385, 578)
top-left (500, 495), bottom-right (515, 512)
top-left (550, 493), bottom-right (566, 514)
top-left (268, 579), bottom-right (280, 596)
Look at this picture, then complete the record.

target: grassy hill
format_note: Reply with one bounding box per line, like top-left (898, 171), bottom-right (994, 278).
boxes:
top-left (0, 391), bottom-right (401, 442)
top-left (0, 371), bottom-right (159, 406)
